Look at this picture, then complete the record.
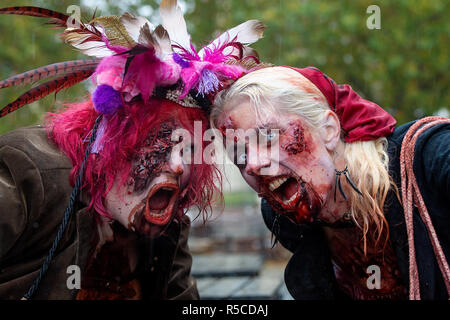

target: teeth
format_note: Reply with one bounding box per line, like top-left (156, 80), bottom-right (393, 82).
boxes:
top-left (285, 192), bottom-right (298, 204)
top-left (269, 177), bottom-right (288, 191)
top-left (149, 209), bottom-right (165, 217)
top-left (161, 187), bottom-right (174, 191)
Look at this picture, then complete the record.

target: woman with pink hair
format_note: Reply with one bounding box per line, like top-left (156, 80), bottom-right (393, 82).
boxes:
top-left (0, 1), bottom-right (264, 299)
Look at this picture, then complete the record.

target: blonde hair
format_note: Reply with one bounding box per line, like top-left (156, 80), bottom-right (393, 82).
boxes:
top-left (213, 66), bottom-right (395, 252)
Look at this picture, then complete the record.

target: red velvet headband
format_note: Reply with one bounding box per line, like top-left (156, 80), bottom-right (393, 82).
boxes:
top-left (285, 66), bottom-right (396, 143)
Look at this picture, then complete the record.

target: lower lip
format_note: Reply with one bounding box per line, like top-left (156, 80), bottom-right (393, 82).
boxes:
top-left (264, 180), bottom-right (321, 224)
top-left (144, 184), bottom-right (179, 226)
top-left (128, 207), bottom-right (173, 236)
top-left (278, 197), bottom-right (314, 224)
top-left (127, 195), bottom-right (177, 233)
top-left (144, 205), bottom-right (174, 226)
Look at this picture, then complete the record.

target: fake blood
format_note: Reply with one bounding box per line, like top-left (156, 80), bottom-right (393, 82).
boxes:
top-left (259, 121), bottom-right (321, 223)
top-left (260, 179), bottom-right (322, 224)
top-left (131, 122), bottom-right (176, 192)
top-left (76, 223), bottom-right (142, 300)
top-left (281, 122), bottom-right (309, 155)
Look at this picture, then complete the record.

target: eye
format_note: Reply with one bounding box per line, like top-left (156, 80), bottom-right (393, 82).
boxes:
top-left (267, 132), bottom-right (277, 140)
top-left (233, 144), bottom-right (248, 169)
top-left (260, 129), bottom-right (279, 146)
top-left (180, 143), bottom-right (195, 160)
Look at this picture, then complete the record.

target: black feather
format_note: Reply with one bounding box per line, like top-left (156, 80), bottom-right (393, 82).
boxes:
top-left (344, 171), bottom-right (363, 196)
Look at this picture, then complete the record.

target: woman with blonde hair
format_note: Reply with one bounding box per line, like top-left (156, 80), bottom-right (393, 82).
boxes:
top-left (212, 66), bottom-right (450, 300)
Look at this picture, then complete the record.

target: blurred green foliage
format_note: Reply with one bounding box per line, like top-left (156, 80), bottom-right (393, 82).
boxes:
top-left (224, 191), bottom-right (258, 207)
top-left (0, 0), bottom-right (448, 134)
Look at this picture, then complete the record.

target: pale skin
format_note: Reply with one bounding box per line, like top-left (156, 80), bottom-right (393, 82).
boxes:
top-left (218, 96), bottom-right (352, 224)
top-left (217, 96), bottom-right (407, 298)
top-left (76, 119), bottom-right (199, 299)
top-left (103, 158), bottom-right (190, 238)
top-left (89, 119), bottom-right (197, 264)
top-left (103, 124), bottom-right (195, 239)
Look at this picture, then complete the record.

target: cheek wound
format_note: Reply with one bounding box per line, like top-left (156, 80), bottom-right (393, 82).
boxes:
top-left (281, 122), bottom-right (310, 155)
top-left (130, 122), bottom-right (177, 192)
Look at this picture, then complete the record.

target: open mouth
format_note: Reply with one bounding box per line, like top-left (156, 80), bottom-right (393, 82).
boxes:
top-left (262, 174), bottom-right (322, 224)
top-left (143, 182), bottom-right (179, 226)
top-left (266, 175), bottom-right (302, 209)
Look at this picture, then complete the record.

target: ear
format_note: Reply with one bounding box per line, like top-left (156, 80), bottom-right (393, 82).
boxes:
top-left (319, 110), bottom-right (341, 152)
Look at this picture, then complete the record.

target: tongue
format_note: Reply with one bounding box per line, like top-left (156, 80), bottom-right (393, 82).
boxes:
top-left (147, 189), bottom-right (172, 210)
top-left (280, 178), bottom-right (298, 200)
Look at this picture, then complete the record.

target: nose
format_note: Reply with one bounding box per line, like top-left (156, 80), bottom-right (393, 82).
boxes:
top-left (168, 147), bottom-right (185, 176)
top-left (244, 144), bottom-right (271, 176)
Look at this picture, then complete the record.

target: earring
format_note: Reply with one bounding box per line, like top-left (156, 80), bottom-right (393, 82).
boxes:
top-left (270, 213), bottom-right (280, 248)
top-left (334, 166), bottom-right (363, 202)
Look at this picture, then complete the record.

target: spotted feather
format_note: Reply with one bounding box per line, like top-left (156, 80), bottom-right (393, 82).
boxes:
top-left (0, 59), bottom-right (100, 89)
top-left (0, 70), bottom-right (94, 118)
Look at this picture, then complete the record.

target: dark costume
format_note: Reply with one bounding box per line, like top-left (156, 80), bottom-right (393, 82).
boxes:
top-left (262, 120), bottom-right (450, 300)
top-left (0, 126), bottom-right (198, 299)
top-left (0, 2), bottom-right (264, 300)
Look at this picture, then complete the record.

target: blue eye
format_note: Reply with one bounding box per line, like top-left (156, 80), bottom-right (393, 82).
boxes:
top-left (267, 132), bottom-right (276, 141)
top-left (180, 144), bottom-right (195, 158)
top-left (261, 130), bottom-right (278, 142)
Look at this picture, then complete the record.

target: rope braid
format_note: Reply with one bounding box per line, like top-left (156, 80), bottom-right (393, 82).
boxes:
top-left (22, 115), bottom-right (103, 300)
top-left (400, 116), bottom-right (450, 300)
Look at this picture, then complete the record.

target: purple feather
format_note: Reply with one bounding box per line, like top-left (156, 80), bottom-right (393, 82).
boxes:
top-left (196, 68), bottom-right (220, 96)
top-left (93, 84), bottom-right (123, 115)
top-left (172, 53), bottom-right (190, 68)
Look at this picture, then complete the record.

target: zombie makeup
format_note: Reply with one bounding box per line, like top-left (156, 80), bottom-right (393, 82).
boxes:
top-left (256, 121), bottom-right (323, 223)
top-left (127, 121), bottom-right (184, 236)
top-left (259, 173), bottom-right (322, 224)
top-left (130, 122), bottom-right (178, 193)
top-left (218, 99), bottom-right (338, 225)
top-left (280, 122), bottom-right (310, 155)
top-left (105, 118), bottom-right (193, 239)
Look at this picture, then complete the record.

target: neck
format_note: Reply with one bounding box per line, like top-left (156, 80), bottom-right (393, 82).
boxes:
top-left (93, 217), bottom-right (140, 273)
top-left (317, 140), bottom-right (353, 224)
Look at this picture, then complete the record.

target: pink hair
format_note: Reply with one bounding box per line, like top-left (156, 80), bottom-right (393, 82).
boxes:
top-left (46, 97), bottom-right (222, 220)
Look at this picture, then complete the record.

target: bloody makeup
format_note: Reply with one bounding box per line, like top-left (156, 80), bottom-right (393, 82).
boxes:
top-left (259, 173), bottom-right (322, 224)
top-left (126, 120), bottom-right (183, 236)
top-left (257, 120), bottom-right (322, 223)
top-left (130, 121), bottom-right (177, 192)
top-left (281, 122), bottom-right (310, 155)
top-left (259, 121), bottom-right (323, 222)
top-left (220, 104), bottom-right (331, 225)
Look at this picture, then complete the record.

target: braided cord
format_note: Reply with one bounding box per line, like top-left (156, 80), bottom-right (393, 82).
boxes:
top-left (400, 116), bottom-right (450, 300)
top-left (22, 115), bottom-right (102, 300)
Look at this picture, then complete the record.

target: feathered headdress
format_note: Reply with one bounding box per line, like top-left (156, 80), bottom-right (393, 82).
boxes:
top-left (0, 1), bottom-right (265, 118)
top-left (0, 3), bottom-right (266, 300)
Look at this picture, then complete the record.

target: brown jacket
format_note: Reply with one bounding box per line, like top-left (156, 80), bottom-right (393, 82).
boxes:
top-left (0, 126), bottom-right (199, 300)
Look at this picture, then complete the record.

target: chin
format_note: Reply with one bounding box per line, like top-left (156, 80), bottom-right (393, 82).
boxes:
top-left (128, 182), bottom-right (180, 238)
top-left (129, 207), bottom-right (177, 238)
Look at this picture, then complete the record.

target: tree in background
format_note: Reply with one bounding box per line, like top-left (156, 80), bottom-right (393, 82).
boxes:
top-left (0, 0), bottom-right (97, 133)
top-left (0, 0), bottom-right (448, 134)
